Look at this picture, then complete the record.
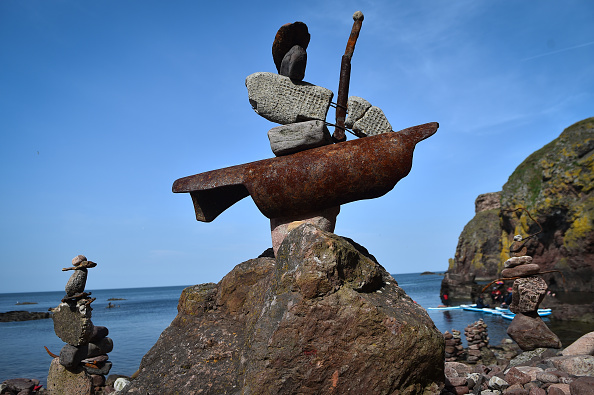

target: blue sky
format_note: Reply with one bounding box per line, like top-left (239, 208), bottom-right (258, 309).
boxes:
top-left (1, 0), bottom-right (593, 293)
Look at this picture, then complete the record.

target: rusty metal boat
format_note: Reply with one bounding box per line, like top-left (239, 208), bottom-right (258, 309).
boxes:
top-left (172, 121), bottom-right (438, 222)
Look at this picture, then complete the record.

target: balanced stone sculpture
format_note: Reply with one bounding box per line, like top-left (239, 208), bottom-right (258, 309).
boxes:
top-left (46, 255), bottom-right (114, 394)
top-left (500, 210), bottom-right (562, 351)
top-left (173, 13), bottom-right (439, 255)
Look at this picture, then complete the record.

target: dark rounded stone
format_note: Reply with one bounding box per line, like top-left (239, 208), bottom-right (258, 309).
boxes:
top-left (59, 344), bottom-right (88, 369)
top-left (90, 325), bottom-right (109, 342)
top-left (570, 376), bottom-right (594, 395)
top-left (91, 374), bottom-right (106, 387)
top-left (272, 21), bottom-right (310, 72)
top-left (2, 378), bottom-right (38, 392)
top-left (279, 45), bottom-right (307, 81)
top-left (87, 337), bottom-right (114, 357)
top-left (65, 268), bottom-right (88, 296)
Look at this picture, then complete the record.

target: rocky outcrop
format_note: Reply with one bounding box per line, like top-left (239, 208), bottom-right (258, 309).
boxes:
top-left (128, 224), bottom-right (445, 394)
top-left (0, 311), bottom-right (51, 322)
top-left (442, 118), bottom-right (594, 302)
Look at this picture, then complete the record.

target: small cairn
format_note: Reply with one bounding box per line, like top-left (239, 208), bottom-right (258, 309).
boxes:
top-left (46, 255), bottom-right (114, 394)
top-left (464, 319), bottom-right (489, 364)
top-left (502, 239), bottom-right (562, 351)
top-left (443, 329), bottom-right (465, 362)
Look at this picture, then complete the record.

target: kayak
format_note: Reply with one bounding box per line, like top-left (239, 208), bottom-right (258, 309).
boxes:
top-left (427, 306), bottom-right (462, 310)
top-left (461, 305), bottom-right (552, 317)
top-left (502, 310), bottom-right (552, 320)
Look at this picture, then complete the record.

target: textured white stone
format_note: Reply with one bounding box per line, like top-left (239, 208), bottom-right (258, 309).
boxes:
top-left (352, 105), bottom-right (392, 136)
top-left (246, 72), bottom-right (333, 125)
top-left (345, 96), bottom-right (371, 129)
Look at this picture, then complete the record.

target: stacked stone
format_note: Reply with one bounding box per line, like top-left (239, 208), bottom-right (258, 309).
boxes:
top-left (444, 330), bottom-right (466, 362)
top-left (244, 17), bottom-right (400, 256)
top-left (502, 254), bottom-right (562, 351)
top-left (47, 254), bottom-right (114, 395)
top-left (465, 319), bottom-right (489, 364)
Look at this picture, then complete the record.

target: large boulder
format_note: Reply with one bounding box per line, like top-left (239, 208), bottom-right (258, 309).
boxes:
top-left (128, 224), bottom-right (445, 394)
top-left (441, 118), bottom-right (594, 304)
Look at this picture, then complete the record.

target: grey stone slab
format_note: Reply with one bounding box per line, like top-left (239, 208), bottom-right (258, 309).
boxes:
top-left (353, 105), bottom-right (392, 136)
top-left (246, 72), bottom-right (333, 125)
top-left (267, 120), bottom-right (332, 156)
top-left (345, 96), bottom-right (371, 129)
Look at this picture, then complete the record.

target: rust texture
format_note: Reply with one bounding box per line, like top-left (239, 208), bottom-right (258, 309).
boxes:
top-left (173, 122), bottom-right (438, 222)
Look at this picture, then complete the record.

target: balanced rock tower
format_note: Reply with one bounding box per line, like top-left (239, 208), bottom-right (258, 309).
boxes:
top-left (46, 255), bottom-right (114, 395)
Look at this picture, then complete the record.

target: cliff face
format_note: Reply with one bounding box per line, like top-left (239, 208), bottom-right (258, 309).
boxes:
top-left (442, 118), bottom-right (594, 301)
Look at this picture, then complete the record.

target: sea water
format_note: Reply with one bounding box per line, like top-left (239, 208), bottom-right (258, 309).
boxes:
top-left (0, 273), bottom-right (587, 385)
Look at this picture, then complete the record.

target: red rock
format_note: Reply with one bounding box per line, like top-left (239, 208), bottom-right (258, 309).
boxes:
top-left (510, 277), bottom-right (547, 313)
top-left (505, 367), bottom-right (531, 385)
top-left (502, 263), bottom-right (540, 278)
top-left (528, 387), bottom-right (546, 395)
top-left (561, 331), bottom-right (594, 356)
top-left (91, 374), bottom-right (105, 387)
top-left (447, 377), bottom-right (467, 386)
top-left (504, 383), bottom-right (529, 394)
top-left (127, 225), bottom-right (445, 394)
top-left (570, 376), bottom-right (594, 395)
top-left (547, 383), bottom-right (570, 395)
top-left (453, 385), bottom-right (469, 394)
top-left (72, 254), bottom-right (87, 266)
top-left (507, 312), bottom-right (562, 351)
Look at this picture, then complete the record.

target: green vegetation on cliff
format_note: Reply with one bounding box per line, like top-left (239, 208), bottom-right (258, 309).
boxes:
top-left (444, 118), bottom-right (594, 297)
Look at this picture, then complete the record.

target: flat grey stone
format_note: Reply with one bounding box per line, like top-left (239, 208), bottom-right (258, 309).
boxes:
top-left (52, 302), bottom-right (94, 346)
top-left (83, 361), bottom-right (112, 376)
top-left (267, 120), bottom-right (332, 156)
top-left (504, 256), bottom-right (533, 268)
top-left (246, 72), bottom-right (333, 125)
top-left (501, 263), bottom-right (540, 278)
top-left (65, 268), bottom-right (88, 296)
top-left (352, 105), bottom-right (392, 136)
top-left (345, 96), bottom-right (371, 129)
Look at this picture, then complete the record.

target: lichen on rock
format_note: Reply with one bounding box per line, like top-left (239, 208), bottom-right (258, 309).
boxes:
top-left (442, 118), bottom-right (594, 306)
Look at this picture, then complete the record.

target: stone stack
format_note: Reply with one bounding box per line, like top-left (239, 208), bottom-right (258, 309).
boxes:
top-left (502, 254), bottom-right (562, 351)
top-left (444, 329), bottom-right (466, 362)
top-left (465, 319), bottom-right (490, 363)
top-left (47, 254), bottom-right (114, 395)
top-left (245, 20), bottom-right (398, 255)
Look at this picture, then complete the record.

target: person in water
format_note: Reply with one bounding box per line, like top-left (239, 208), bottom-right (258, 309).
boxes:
top-left (476, 294), bottom-right (489, 308)
top-left (501, 287), bottom-right (513, 308)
